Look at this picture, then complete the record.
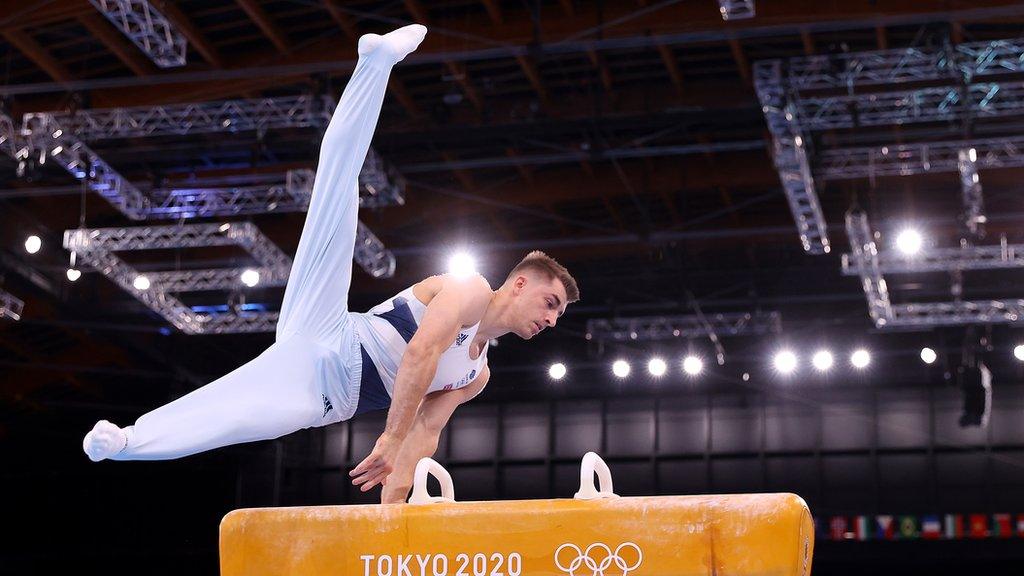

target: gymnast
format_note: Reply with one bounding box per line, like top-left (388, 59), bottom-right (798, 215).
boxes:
top-left (81, 24), bottom-right (579, 503)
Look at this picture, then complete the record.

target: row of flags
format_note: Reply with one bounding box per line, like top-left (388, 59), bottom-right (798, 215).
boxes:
top-left (818, 514), bottom-right (1024, 541)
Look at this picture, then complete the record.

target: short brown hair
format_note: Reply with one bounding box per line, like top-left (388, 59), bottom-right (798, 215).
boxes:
top-left (506, 250), bottom-right (580, 303)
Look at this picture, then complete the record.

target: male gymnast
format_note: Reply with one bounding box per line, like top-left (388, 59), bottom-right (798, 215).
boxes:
top-left (82, 24), bottom-right (580, 504)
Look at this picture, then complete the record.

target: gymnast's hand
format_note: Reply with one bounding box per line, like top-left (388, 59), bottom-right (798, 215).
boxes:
top-left (350, 433), bottom-right (401, 492)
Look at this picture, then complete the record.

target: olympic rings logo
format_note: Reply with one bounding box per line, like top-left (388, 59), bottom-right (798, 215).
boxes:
top-left (554, 542), bottom-right (643, 576)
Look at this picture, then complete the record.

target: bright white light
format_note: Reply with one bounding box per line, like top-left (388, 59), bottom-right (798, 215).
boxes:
top-left (218, 223), bottom-right (231, 232)
top-left (895, 229), bottom-right (923, 256)
top-left (682, 355), bottom-right (703, 376)
top-left (812, 350), bottom-right (834, 372)
top-left (773, 350), bottom-right (798, 374)
top-left (1014, 345), bottom-right (1024, 362)
top-left (24, 235), bottom-right (41, 254)
top-left (66, 268), bottom-right (81, 282)
top-left (133, 275), bottom-right (151, 290)
top-left (968, 148), bottom-right (978, 162)
top-left (920, 347), bottom-right (937, 364)
top-left (612, 360), bottom-right (631, 378)
top-left (548, 362), bottom-right (567, 380)
top-left (850, 349), bottom-right (871, 369)
top-left (647, 357), bottom-right (667, 377)
top-left (240, 269), bottom-right (260, 287)
top-left (447, 252), bottom-right (477, 277)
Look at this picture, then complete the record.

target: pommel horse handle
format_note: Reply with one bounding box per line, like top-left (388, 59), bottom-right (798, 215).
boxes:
top-left (407, 457), bottom-right (456, 504)
top-left (574, 451), bottom-right (619, 500)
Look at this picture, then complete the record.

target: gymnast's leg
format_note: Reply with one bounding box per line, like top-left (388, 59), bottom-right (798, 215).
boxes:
top-left (82, 25), bottom-right (428, 462)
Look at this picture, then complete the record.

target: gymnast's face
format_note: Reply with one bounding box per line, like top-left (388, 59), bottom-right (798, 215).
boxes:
top-left (510, 272), bottom-right (568, 340)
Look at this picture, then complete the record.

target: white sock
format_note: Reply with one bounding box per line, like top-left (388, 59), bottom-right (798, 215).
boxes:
top-left (358, 24), bottom-right (428, 64)
top-left (83, 420), bottom-right (128, 462)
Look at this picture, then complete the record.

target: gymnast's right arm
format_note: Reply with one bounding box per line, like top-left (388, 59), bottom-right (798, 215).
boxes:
top-left (380, 366), bottom-right (489, 504)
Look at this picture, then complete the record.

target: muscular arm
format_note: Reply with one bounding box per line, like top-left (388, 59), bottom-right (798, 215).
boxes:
top-left (350, 273), bottom-right (491, 491)
top-left (380, 364), bottom-right (489, 503)
top-left (383, 274), bottom-right (490, 444)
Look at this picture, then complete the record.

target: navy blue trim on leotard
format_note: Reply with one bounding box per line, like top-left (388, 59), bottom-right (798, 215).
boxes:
top-left (355, 296), bottom-right (420, 416)
top-left (354, 345), bottom-right (392, 416)
top-left (375, 296), bottom-right (418, 343)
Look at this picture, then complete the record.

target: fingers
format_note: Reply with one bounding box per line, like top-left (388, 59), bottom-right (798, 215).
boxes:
top-left (358, 469), bottom-right (391, 492)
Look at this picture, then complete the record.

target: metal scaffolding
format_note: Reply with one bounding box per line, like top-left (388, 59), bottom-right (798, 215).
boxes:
top-left (717, 0), bottom-right (755, 20)
top-left (63, 222), bottom-right (289, 334)
top-left (753, 60), bottom-right (830, 254)
top-left (818, 135), bottom-right (1024, 180)
top-left (88, 0), bottom-right (188, 68)
top-left (22, 112), bottom-right (152, 219)
top-left (585, 311), bottom-right (781, 342)
top-left (0, 288), bottom-right (25, 321)
top-left (843, 212), bottom-right (1024, 327)
top-left (41, 96), bottom-right (334, 140)
top-left (957, 148), bottom-right (986, 237)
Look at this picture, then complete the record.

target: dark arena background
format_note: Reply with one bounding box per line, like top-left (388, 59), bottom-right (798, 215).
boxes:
top-left (4, 1), bottom-right (1024, 574)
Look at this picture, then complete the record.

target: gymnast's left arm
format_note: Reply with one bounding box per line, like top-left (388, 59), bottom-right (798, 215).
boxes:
top-left (380, 365), bottom-right (489, 504)
top-left (350, 274), bottom-right (492, 492)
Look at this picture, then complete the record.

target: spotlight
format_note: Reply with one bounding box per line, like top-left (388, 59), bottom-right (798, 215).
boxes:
top-left (447, 251), bottom-right (477, 277)
top-left (647, 357), bottom-right (667, 377)
top-left (1014, 345), bottom-right (1024, 362)
top-left (811, 350), bottom-right (834, 372)
top-left (612, 360), bottom-right (631, 378)
top-left (24, 235), bottom-right (41, 254)
top-left (66, 268), bottom-right (81, 282)
top-left (548, 362), bottom-right (567, 380)
top-left (773, 350), bottom-right (797, 374)
top-left (850, 349), bottom-right (871, 369)
top-left (682, 355), bottom-right (703, 376)
top-left (895, 229), bottom-right (923, 256)
top-left (133, 275), bottom-right (151, 290)
top-left (240, 268), bottom-right (260, 287)
top-left (920, 347), bottom-right (937, 365)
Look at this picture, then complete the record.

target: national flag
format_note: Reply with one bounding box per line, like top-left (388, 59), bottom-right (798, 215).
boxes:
top-left (898, 516), bottom-right (919, 540)
top-left (944, 514), bottom-right (964, 539)
top-left (921, 515), bottom-right (941, 540)
top-left (969, 514), bottom-right (989, 538)
top-left (853, 516), bottom-right (871, 541)
top-left (992, 514), bottom-right (1012, 538)
top-left (876, 515), bottom-right (896, 540)
top-left (829, 516), bottom-right (848, 541)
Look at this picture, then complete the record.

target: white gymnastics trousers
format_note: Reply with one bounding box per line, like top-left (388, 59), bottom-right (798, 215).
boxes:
top-left (108, 33), bottom-right (415, 460)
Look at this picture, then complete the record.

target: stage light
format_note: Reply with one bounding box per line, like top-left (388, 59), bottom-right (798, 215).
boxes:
top-left (447, 251), bottom-right (477, 277)
top-left (812, 350), bottom-right (834, 372)
top-left (240, 269), bottom-right (260, 287)
top-left (921, 347), bottom-right (937, 364)
top-left (66, 268), bottom-right (81, 282)
top-left (548, 362), bottom-right (567, 380)
top-left (647, 357), bottom-right (667, 377)
top-left (24, 235), bottom-right (41, 254)
top-left (773, 350), bottom-right (797, 374)
top-left (612, 360), bottom-right (631, 378)
top-left (850, 349), bottom-right (871, 369)
top-left (1014, 344), bottom-right (1024, 362)
top-left (895, 229), bottom-right (923, 256)
top-left (133, 275), bottom-right (151, 290)
top-left (682, 355), bottom-right (703, 376)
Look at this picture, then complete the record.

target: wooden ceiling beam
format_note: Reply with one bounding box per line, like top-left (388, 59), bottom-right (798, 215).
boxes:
top-left (78, 12), bottom-right (157, 76)
top-left (235, 0), bottom-right (292, 55)
top-left (656, 44), bottom-right (684, 96)
top-left (156, 0), bottom-right (225, 68)
top-left (322, 0), bottom-right (360, 39)
top-left (2, 29), bottom-right (73, 82)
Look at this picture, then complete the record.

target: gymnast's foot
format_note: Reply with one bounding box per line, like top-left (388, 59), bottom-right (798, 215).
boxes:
top-left (83, 420), bottom-right (127, 462)
top-left (358, 24), bottom-right (428, 64)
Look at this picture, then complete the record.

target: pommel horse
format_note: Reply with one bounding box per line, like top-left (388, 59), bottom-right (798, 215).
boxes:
top-left (221, 452), bottom-right (814, 575)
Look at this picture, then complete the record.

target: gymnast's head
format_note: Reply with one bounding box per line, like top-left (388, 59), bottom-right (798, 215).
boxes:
top-left (499, 250), bottom-right (579, 340)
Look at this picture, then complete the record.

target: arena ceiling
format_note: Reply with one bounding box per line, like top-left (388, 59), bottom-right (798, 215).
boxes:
top-left (4, 0), bottom-right (1024, 435)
